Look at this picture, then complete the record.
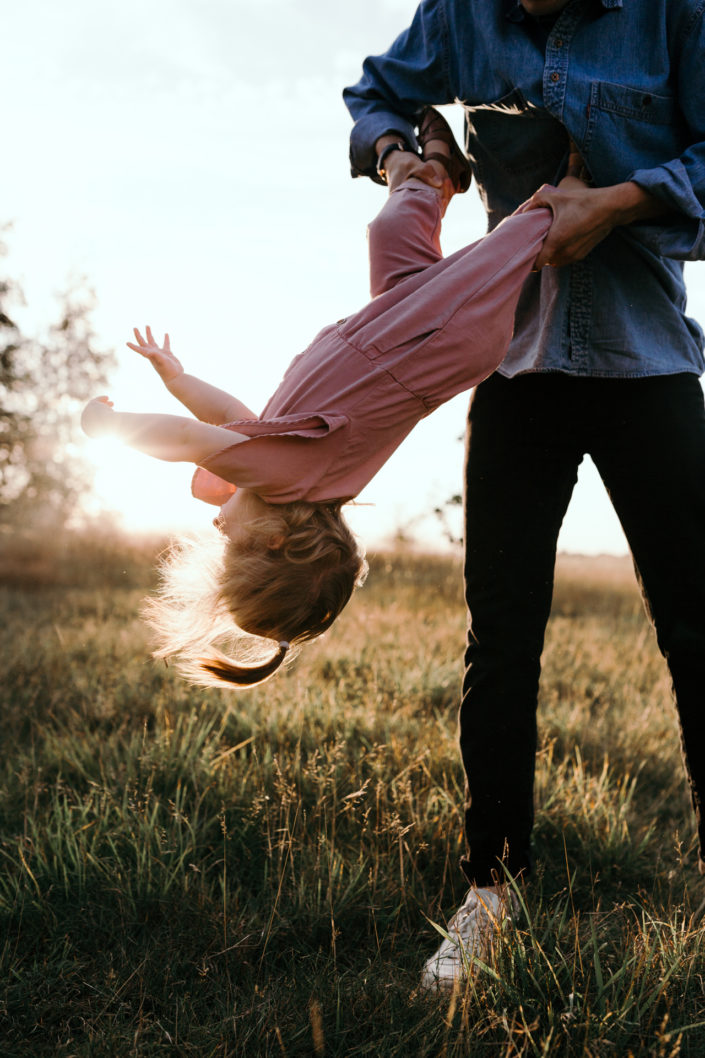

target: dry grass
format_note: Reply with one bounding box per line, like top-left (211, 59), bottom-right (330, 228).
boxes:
top-left (0, 534), bottom-right (703, 1056)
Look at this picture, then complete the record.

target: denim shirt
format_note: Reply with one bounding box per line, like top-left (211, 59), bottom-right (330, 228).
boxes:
top-left (344, 0), bottom-right (705, 378)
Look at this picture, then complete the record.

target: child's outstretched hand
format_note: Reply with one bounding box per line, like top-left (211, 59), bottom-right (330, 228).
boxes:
top-left (81, 396), bottom-right (115, 438)
top-left (127, 326), bottom-right (184, 383)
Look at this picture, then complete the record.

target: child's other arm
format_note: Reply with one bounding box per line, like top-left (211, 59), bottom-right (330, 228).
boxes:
top-left (81, 397), bottom-right (247, 463)
top-left (166, 373), bottom-right (256, 424)
top-left (127, 327), bottom-right (257, 423)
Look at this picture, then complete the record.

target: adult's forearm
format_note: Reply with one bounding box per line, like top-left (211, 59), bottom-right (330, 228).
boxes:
top-left (373, 133), bottom-right (445, 193)
top-left (528, 176), bottom-right (673, 269)
top-left (111, 411), bottom-right (247, 463)
top-left (602, 181), bottom-right (670, 226)
top-left (375, 133), bottom-right (408, 157)
top-left (344, 0), bottom-right (451, 179)
top-left (166, 373), bottom-right (256, 424)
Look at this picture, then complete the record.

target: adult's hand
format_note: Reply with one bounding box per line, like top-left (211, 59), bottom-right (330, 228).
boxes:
top-left (525, 177), bottom-right (667, 270)
top-left (383, 149), bottom-right (445, 192)
top-left (375, 134), bottom-right (445, 192)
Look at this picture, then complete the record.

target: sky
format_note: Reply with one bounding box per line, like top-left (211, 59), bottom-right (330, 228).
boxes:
top-left (4, 0), bottom-right (705, 553)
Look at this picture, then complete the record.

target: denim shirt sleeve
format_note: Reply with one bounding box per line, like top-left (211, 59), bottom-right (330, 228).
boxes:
top-left (342, 0), bottom-right (454, 182)
top-left (626, 3), bottom-right (705, 260)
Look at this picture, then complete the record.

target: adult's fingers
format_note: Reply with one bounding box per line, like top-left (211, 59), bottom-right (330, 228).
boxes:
top-left (385, 152), bottom-right (444, 192)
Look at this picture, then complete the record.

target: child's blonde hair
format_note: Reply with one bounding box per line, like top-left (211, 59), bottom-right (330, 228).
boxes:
top-left (144, 500), bottom-right (367, 688)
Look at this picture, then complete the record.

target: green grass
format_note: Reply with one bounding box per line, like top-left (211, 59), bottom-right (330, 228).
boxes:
top-left (1, 537), bottom-right (704, 1056)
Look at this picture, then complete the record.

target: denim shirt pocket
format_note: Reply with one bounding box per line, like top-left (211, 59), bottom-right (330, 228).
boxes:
top-left (584, 82), bottom-right (684, 181)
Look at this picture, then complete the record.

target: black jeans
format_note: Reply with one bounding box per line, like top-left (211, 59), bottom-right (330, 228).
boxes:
top-left (460, 371), bottom-right (705, 887)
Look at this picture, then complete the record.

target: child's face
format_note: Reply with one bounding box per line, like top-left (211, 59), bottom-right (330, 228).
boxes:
top-left (214, 488), bottom-right (264, 546)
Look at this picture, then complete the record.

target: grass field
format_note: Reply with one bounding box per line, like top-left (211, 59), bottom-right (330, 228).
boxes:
top-left (1, 533), bottom-right (704, 1056)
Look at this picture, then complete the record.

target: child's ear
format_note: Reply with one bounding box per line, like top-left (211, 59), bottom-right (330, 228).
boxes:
top-left (268, 534), bottom-right (286, 551)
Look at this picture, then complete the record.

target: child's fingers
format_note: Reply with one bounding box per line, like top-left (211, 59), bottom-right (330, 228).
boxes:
top-left (128, 325), bottom-right (171, 357)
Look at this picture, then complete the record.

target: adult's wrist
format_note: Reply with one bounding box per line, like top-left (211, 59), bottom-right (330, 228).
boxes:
top-left (374, 133), bottom-right (409, 155)
top-left (376, 140), bottom-right (408, 180)
top-left (606, 181), bottom-right (668, 226)
top-left (375, 133), bottom-right (413, 164)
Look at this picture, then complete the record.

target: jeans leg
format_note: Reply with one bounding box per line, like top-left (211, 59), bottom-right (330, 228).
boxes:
top-left (460, 373), bottom-right (582, 886)
top-left (590, 374), bottom-right (705, 873)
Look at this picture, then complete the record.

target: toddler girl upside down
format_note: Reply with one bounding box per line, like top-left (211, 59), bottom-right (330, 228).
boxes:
top-left (82, 109), bottom-right (552, 688)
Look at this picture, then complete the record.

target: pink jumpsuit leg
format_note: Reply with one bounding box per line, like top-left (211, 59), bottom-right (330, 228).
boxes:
top-left (342, 182), bottom-right (552, 412)
top-left (368, 180), bottom-right (445, 298)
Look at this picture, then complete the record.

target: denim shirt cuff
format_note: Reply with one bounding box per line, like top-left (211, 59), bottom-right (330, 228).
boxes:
top-left (348, 112), bottom-right (419, 183)
top-left (628, 162), bottom-right (705, 260)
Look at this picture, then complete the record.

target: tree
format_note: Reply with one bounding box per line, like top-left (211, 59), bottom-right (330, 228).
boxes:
top-left (0, 232), bottom-right (115, 530)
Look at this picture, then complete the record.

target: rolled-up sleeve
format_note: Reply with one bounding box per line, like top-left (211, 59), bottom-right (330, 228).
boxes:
top-left (191, 412), bottom-right (351, 505)
top-left (627, 5), bottom-right (705, 260)
top-left (343, 0), bottom-right (453, 182)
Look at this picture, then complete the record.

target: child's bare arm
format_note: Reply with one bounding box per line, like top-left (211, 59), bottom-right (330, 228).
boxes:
top-left (166, 373), bottom-right (257, 424)
top-left (81, 396), bottom-right (247, 463)
top-left (127, 327), bottom-right (257, 423)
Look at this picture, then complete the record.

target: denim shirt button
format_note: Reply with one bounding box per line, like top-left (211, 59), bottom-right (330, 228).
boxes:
top-left (550, 71), bottom-right (560, 83)
top-left (554, 38), bottom-right (564, 47)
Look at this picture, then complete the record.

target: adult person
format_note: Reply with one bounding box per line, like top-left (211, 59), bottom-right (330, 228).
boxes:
top-left (344, 0), bottom-right (705, 990)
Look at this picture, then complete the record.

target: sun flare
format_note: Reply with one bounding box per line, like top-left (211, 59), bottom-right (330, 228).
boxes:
top-left (84, 437), bottom-right (205, 533)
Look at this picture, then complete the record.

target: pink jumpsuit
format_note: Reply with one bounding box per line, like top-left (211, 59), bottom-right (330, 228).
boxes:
top-left (192, 182), bottom-right (551, 506)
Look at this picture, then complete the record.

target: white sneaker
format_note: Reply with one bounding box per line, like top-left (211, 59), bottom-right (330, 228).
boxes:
top-left (420, 886), bottom-right (519, 991)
